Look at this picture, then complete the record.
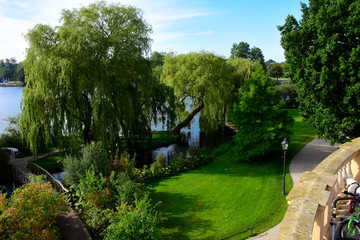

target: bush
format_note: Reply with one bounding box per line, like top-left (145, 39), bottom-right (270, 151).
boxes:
top-left (108, 152), bottom-right (137, 180)
top-left (103, 196), bottom-right (162, 240)
top-left (64, 142), bottom-right (108, 185)
top-left (70, 167), bottom-right (161, 238)
top-left (133, 149), bottom-right (213, 183)
top-left (0, 175), bottom-right (67, 240)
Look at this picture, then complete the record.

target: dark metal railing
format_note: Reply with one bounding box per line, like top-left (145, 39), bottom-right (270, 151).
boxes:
top-left (220, 226), bottom-right (255, 240)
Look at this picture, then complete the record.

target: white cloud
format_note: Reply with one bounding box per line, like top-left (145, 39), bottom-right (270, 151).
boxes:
top-left (0, 0), bottom-right (216, 60)
top-left (0, 16), bottom-right (34, 61)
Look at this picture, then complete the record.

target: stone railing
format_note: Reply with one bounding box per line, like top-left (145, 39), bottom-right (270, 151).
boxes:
top-left (27, 161), bottom-right (69, 194)
top-left (277, 137), bottom-right (360, 240)
top-left (11, 165), bottom-right (31, 184)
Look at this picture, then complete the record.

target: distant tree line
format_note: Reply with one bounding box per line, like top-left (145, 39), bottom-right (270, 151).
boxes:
top-left (0, 58), bottom-right (25, 83)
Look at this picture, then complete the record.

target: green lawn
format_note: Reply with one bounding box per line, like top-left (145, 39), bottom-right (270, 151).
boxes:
top-left (33, 149), bottom-right (80, 171)
top-left (133, 131), bottom-right (179, 150)
top-left (148, 109), bottom-right (316, 239)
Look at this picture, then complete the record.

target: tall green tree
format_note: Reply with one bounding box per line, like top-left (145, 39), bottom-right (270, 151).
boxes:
top-left (230, 70), bottom-right (293, 161)
top-left (20, 2), bottom-right (173, 155)
top-left (162, 52), bottom-right (233, 134)
top-left (230, 42), bottom-right (250, 59)
top-left (231, 42), bottom-right (266, 71)
top-left (149, 51), bottom-right (166, 68)
top-left (278, 0), bottom-right (360, 144)
top-left (268, 63), bottom-right (284, 81)
top-left (250, 46), bottom-right (266, 71)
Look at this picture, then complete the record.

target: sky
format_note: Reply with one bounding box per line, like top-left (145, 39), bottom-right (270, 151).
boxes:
top-left (0, 0), bottom-right (308, 63)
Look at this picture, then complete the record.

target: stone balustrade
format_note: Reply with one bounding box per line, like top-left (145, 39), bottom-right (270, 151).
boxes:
top-left (277, 137), bottom-right (360, 240)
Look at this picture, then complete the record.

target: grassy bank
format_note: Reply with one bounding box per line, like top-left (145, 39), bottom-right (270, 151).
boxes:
top-left (148, 109), bottom-right (316, 239)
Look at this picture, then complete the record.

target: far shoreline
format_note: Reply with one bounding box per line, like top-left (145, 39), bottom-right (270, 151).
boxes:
top-left (0, 82), bottom-right (25, 87)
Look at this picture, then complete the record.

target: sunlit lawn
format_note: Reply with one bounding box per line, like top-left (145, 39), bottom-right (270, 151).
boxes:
top-left (148, 109), bottom-right (316, 239)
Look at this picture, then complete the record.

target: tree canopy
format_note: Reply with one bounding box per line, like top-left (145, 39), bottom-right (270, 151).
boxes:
top-left (230, 42), bottom-right (266, 71)
top-left (20, 2), bottom-right (173, 155)
top-left (230, 42), bottom-right (250, 59)
top-left (279, 0), bottom-right (360, 144)
top-left (268, 63), bottom-right (284, 80)
top-left (161, 52), bottom-right (233, 134)
top-left (230, 70), bottom-right (293, 161)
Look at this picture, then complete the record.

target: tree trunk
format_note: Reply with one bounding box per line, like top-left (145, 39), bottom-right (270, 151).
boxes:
top-left (83, 120), bottom-right (91, 144)
top-left (172, 101), bottom-right (204, 134)
top-left (82, 94), bottom-right (93, 145)
top-left (119, 119), bottom-right (133, 148)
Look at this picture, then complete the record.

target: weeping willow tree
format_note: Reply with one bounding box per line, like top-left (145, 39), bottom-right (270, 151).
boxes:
top-left (20, 2), bottom-right (174, 155)
top-left (161, 52), bottom-right (235, 134)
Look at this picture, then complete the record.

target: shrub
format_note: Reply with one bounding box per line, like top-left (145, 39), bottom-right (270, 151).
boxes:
top-left (64, 142), bottom-right (108, 185)
top-left (0, 175), bottom-right (67, 240)
top-left (108, 152), bottom-right (138, 180)
top-left (133, 149), bottom-right (213, 183)
top-left (103, 196), bottom-right (162, 240)
top-left (155, 152), bottom-right (165, 168)
top-left (73, 167), bottom-right (149, 233)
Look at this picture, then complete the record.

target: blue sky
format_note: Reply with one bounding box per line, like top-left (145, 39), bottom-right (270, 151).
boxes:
top-left (0, 0), bottom-right (308, 62)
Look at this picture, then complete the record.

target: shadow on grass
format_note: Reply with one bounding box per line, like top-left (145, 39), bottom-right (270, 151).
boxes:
top-left (150, 190), bottom-right (215, 240)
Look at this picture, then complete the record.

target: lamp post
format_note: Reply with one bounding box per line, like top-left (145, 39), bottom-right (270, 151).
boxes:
top-left (281, 138), bottom-right (289, 195)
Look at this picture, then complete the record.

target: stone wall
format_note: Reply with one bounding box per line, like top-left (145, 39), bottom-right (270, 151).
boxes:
top-left (277, 137), bottom-right (360, 239)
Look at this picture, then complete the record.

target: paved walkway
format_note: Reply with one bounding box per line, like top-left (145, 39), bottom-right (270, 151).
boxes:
top-left (248, 138), bottom-right (341, 240)
top-left (8, 151), bottom-right (91, 240)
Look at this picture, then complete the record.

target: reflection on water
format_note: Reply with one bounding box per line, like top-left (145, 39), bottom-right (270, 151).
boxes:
top-left (135, 114), bottom-right (226, 167)
top-left (52, 171), bottom-right (66, 184)
top-left (1, 183), bottom-right (17, 197)
top-left (0, 87), bottom-right (23, 134)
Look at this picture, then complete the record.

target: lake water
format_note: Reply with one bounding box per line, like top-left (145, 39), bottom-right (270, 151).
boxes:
top-left (0, 87), bottom-right (23, 134)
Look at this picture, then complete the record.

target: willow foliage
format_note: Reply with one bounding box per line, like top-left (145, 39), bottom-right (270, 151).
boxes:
top-left (161, 52), bottom-right (233, 133)
top-left (20, 2), bottom-right (172, 155)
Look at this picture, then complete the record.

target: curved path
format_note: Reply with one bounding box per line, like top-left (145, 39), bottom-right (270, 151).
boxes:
top-left (8, 151), bottom-right (92, 240)
top-left (248, 138), bottom-right (341, 240)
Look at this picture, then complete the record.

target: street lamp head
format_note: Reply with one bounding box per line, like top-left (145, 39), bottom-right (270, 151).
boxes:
top-left (281, 138), bottom-right (289, 150)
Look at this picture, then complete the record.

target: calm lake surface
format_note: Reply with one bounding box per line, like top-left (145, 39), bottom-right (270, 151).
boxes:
top-left (0, 87), bottom-right (23, 134)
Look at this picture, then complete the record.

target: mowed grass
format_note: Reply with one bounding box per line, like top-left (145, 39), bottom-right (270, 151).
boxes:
top-left (148, 109), bottom-right (316, 239)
